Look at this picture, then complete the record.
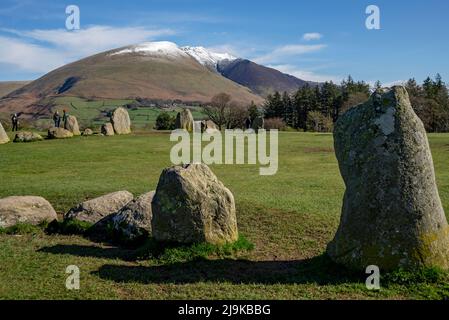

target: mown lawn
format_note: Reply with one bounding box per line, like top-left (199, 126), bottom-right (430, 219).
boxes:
top-left (1, 131), bottom-right (449, 299)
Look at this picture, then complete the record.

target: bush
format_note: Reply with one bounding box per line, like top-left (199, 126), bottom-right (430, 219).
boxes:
top-left (264, 117), bottom-right (287, 130)
top-left (307, 111), bottom-right (334, 132)
top-left (155, 112), bottom-right (175, 130)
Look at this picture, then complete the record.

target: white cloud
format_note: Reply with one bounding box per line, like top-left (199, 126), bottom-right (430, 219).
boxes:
top-left (0, 35), bottom-right (65, 72)
top-left (254, 44), bottom-right (327, 64)
top-left (303, 33), bottom-right (323, 41)
top-left (0, 25), bottom-right (175, 73)
top-left (269, 64), bottom-right (342, 83)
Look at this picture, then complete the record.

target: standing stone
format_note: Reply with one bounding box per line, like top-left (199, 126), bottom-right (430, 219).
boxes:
top-left (152, 163), bottom-right (238, 245)
top-left (202, 120), bottom-right (219, 133)
top-left (110, 191), bottom-right (155, 242)
top-left (111, 107), bottom-right (131, 135)
top-left (48, 127), bottom-right (73, 139)
top-left (175, 109), bottom-right (194, 132)
top-left (0, 121), bottom-right (9, 144)
top-left (65, 191), bottom-right (134, 224)
top-left (101, 123), bottom-right (115, 136)
top-left (327, 86), bottom-right (449, 271)
top-left (0, 196), bottom-right (57, 228)
top-left (64, 115), bottom-right (81, 136)
top-left (13, 132), bottom-right (43, 143)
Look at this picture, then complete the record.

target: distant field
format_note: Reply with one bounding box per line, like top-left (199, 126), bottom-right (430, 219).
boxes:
top-left (1, 132), bottom-right (449, 299)
top-left (46, 97), bottom-right (205, 130)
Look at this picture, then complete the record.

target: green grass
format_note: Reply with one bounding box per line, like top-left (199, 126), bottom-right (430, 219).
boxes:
top-left (47, 97), bottom-right (205, 130)
top-left (1, 132), bottom-right (449, 299)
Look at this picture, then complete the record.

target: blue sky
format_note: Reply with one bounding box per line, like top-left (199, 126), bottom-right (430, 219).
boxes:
top-left (0, 0), bottom-right (448, 85)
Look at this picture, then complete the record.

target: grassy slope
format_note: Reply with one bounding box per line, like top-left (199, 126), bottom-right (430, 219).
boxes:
top-left (0, 51), bottom-right (264, 116)
top-left (0, 132), bottom-right (449, 299)
top-left (0, 81), bottom-right (31, 98)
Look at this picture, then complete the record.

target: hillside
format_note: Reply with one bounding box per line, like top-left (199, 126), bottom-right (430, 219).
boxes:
top-left (219, 59), bottom-right (316, 96)
top-left (0, 81), bottom-right (31, 98)
top-left (0, 42), bottom-right (263, 118)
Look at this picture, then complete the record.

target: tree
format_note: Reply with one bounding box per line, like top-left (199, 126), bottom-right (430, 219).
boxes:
top-left (203, 93), bottom-right (251, 130)
top-left (155, 112), bottom-right (175, 130)
top-left (203, 93), bottom-right (232, 130)
top-left (248, 101), bottom-right (260, 121)
top-left (264, 91), bottom-right (284, 119)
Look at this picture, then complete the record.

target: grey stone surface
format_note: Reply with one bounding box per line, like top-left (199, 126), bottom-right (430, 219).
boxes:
top-left (65, 191), bottom-right (134, 224)
top-left (64, 115), bottom-right (81, 136)
top-left (13, 131), bottom-right (43, 143)
top-left (152, 163), bottom-right (238, 245)
top-left (0, 196), bottom-right (57, 228)
top-left (111, 107), bottom-right (131, 135)
top-left (48, 127), bottom-right (73, 139)
top-left (175, 109), bottom-right (194, 132)
top-left (327, 86), bottom-right (449, 271)
top-left (0, 122), bottom-right (9, 144)
top-left (101, 123), bottom-right (115, 136)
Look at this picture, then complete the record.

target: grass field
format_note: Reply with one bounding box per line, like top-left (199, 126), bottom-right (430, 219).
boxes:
top-left (45, 97), bottom-right (205, 130)
top-left (1, 131), bottom-right (449, 299)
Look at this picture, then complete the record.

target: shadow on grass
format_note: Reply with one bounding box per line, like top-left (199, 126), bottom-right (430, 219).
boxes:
top-left (94, 255), bottom-right (363, 286)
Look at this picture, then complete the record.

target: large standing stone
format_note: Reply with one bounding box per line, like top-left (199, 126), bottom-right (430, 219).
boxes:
top-left (327, 86), bottom-right (449, 271)
top-left (13, 132), bottom-right (43, 143)
top-left (110, 191), bottom-right (155, 241)
top-left (65, 191), bottom-right (133, 224)
top-left (175, 109), bottom-right (194, 132)
top-left (0, 122), bottom-right (9, 144)
top-left (64, 115), bottom-right (81, 136)
top-left (152, 163), bottom-right (238, 245)
top-left (48, 127), bottom-right (73, 139)
top-left (0, 196), bottom-right (57, 228)
top-left (101, 123), bottom-right (115, 136)
top-left (111, 107), bottom-right (131, 135)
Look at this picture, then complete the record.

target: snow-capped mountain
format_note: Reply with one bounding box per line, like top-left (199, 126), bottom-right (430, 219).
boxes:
top-left (111, 41), bottom-right (237, 71)
top-left (180, 46), bottom-right (237, 70)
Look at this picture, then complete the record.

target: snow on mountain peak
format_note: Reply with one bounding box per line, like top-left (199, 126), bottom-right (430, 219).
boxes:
top-left (180, 46), bottom-right (237, 68)
top-left (111, 41), bottom-right (187, 58)
top-left (110, 41), bottom-right (237, 69)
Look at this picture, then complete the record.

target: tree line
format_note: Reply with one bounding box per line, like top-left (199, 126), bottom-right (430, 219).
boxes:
top-left (154, 74), bottom-right (449, 132)
top-left (264, 74), bottom-right (449, 132)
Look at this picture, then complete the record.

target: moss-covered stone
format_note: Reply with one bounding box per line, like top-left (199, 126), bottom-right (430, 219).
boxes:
top-left (327, 86), bottom-right (449, 271)
top-left (152, 163), bottom-right (238, 245)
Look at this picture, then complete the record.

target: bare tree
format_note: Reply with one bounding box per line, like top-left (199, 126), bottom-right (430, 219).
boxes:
top-left (203, 93), bottom-right (232, 130)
